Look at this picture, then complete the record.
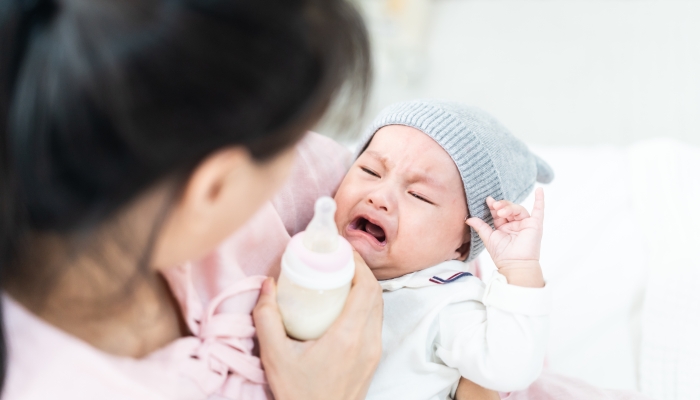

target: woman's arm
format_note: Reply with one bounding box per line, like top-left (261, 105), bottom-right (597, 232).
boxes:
top-left (253, 251), bottom-right (383, 400)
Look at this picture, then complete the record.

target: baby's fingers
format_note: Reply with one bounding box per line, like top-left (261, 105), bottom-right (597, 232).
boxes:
top-left (466, 217), bottom-right (494, 245)
top-left (495, 202), bottom-right (530, 222)
top-left (530, 188), bottom-right (545, 223)
top-left (486, 197), bottom-right (508, 228)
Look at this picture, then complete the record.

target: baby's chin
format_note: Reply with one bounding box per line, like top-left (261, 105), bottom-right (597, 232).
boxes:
top-left (351, 247), bottom-right (420, 281)
top-left (341, 229), bottom-right (423, 280)
top-left (363, 260), bottom-right (397, 281)
top-left (370, 263), bottom-right (426, 281)
top-left (344, 238), bottom-right (389, 278)
top-left (346, 238), bottom-right (379, 266)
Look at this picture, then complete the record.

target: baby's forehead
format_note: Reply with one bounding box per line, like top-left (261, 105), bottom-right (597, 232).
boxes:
top-left (360, 126), bottom-right (464, 193)
top-left (366, 125), bottom-right (454, 163)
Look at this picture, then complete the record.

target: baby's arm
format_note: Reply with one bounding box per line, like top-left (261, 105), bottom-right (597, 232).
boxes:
top-left (435, 278), bottom-right (550, 392)
top-left (438, 188), bottom-right (550, 391)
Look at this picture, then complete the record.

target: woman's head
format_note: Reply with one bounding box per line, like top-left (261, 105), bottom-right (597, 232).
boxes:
top-left (0, 0), bottom-right (370, 384)
top-left (2, 0), bottom-right (369, 230)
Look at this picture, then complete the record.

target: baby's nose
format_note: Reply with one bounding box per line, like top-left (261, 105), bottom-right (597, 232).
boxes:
top-left (367, 190), bottom-right (393, 212)
top-left (368, 197), bottom-right (388, 212)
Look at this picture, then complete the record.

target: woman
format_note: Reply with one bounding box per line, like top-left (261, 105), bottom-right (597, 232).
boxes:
top-left (0, 0), bottom-right (383, 398)
top-left (1, 0), bottom-right (643, 398)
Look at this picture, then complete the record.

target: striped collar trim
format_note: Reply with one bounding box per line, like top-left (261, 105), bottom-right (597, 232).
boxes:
top-left (379, 260), bottom-right (474, 292)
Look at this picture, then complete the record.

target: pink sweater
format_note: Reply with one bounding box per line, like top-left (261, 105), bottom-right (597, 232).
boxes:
top-left (2, 133), bottom-right (351, 400)
top-left (1, 132), bottom-right (650, 400)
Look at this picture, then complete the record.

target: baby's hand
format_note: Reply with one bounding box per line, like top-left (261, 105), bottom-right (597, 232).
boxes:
top-left (466, 188), bottom-right (545, 288)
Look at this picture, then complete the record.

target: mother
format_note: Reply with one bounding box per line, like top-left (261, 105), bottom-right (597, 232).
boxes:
top-left (0, 0), bottom-right (384, 398)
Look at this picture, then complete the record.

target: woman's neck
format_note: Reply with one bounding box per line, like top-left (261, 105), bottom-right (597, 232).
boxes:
top-left (5, 234), bottom-right (189, 359)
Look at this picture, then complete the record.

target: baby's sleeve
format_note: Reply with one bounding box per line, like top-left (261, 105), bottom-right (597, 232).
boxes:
top-left (435, 272), bottom-right (552, 392)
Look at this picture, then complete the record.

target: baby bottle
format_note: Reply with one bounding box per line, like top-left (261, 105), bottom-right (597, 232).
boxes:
top-left (277, 196), bottom-right (355, 340)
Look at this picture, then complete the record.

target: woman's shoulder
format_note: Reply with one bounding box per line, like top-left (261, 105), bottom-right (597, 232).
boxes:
top-left (168, 132), bottom-right (351, 329)
top-left (1, 295), bottom-right (202, 400)
top-left (272, 131), bottom-right (352, 236)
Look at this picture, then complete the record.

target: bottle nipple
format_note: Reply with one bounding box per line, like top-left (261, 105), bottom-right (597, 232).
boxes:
top-left (302, 196), bottom-right (340, 253)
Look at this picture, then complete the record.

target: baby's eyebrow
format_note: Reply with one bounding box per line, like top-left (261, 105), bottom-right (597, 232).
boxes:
top-left (364, 150), bottom-right (447, 191)
top-left (364, 150), bottom-right (391, 167)
top-left (407, 172), bottom-right (446, 191)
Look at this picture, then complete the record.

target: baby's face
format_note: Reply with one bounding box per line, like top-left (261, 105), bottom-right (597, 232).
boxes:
top-left (334, 125), bottom-right (470, 280)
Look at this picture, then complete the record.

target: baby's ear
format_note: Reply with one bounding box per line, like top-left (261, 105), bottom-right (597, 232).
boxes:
top-left (455, 230), bottom-right (471, 261)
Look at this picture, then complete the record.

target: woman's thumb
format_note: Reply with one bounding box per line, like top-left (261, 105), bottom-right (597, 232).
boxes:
top-left (253, 277), bottom-right (287, 350)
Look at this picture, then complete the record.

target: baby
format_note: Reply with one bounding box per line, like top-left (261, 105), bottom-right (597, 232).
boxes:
top-left (333, 100), bottom-right (554, 399)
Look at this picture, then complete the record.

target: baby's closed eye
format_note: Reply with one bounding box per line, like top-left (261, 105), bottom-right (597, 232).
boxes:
top-left (409, 192), bottom-right (434, 205)
top-left (361, 167), bottom-right (380, 178)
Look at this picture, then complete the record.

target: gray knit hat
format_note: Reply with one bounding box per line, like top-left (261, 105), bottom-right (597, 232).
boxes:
top-left (356, 99), bottom-right (554, 262)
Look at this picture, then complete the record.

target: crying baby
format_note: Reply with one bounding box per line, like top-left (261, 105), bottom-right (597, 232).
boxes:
top-left (333, 100), bottom-right (554, 400)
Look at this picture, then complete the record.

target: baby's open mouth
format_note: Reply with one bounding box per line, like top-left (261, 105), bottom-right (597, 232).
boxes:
top-left (350, 217), bottom-right (387, 244)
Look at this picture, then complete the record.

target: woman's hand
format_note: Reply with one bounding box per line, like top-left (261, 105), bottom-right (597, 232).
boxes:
top-left (253, 251), bottom-right (383, 400)
top-left (466, 188), bottom-right (545, 287)
top-left (455, 378), bottom-right (501, 400)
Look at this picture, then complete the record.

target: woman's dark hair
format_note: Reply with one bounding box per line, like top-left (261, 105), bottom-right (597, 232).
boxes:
top-left (0, 0), bottom-right (370, 390)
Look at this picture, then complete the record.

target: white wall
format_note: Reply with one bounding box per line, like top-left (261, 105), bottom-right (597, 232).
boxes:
top-left (353, 0), bottom-right (700, 146)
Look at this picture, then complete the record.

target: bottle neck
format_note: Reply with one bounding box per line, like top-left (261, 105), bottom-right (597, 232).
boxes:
top-left (281, 232), bottom-right (355, 290)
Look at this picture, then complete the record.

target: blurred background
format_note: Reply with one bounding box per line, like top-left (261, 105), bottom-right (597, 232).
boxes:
top-left (317, 1), bottom-right (700, 399)
top-left (320, 0), bottom-right (700, 147)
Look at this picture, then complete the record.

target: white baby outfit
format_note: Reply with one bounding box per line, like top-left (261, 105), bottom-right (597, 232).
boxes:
top-left (366, 260), bottom-right (551, 400)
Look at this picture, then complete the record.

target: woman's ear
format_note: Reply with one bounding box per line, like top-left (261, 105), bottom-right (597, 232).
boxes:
top-left (153, 146), bottom-right (296, 269)
top-left (182, 147), bottom-right (252, 221)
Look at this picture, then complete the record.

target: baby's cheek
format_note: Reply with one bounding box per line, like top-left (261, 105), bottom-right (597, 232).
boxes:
top-left (333, 187), bottom-right (355, 226)
top-left (394, 224), bottom-right (438, 269)
top-left (423, 218), bottom-right (465, 261)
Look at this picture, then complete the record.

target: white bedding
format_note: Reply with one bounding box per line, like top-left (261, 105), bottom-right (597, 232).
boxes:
top-left (629, 140), bottom-right (700, 400)
top-left (477, 139), bottom-right (700, 399)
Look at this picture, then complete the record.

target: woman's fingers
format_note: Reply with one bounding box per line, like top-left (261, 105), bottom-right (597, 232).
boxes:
top-left (358, 261), bottom-right (384, 334)
top-left (256, 257), bottom-right (382, 400)
top-left (253, 277), bottom-right (288, 355)
top-left (328, 251), bottom-right (383, 337)
top-left (258, 266), bottom-right (383, 400)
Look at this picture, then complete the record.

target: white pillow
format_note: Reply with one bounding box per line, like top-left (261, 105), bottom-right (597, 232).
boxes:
top-left (628, 139), bottom-right (700, 400)
top-left (478, 144), bottom-right (648, 391)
